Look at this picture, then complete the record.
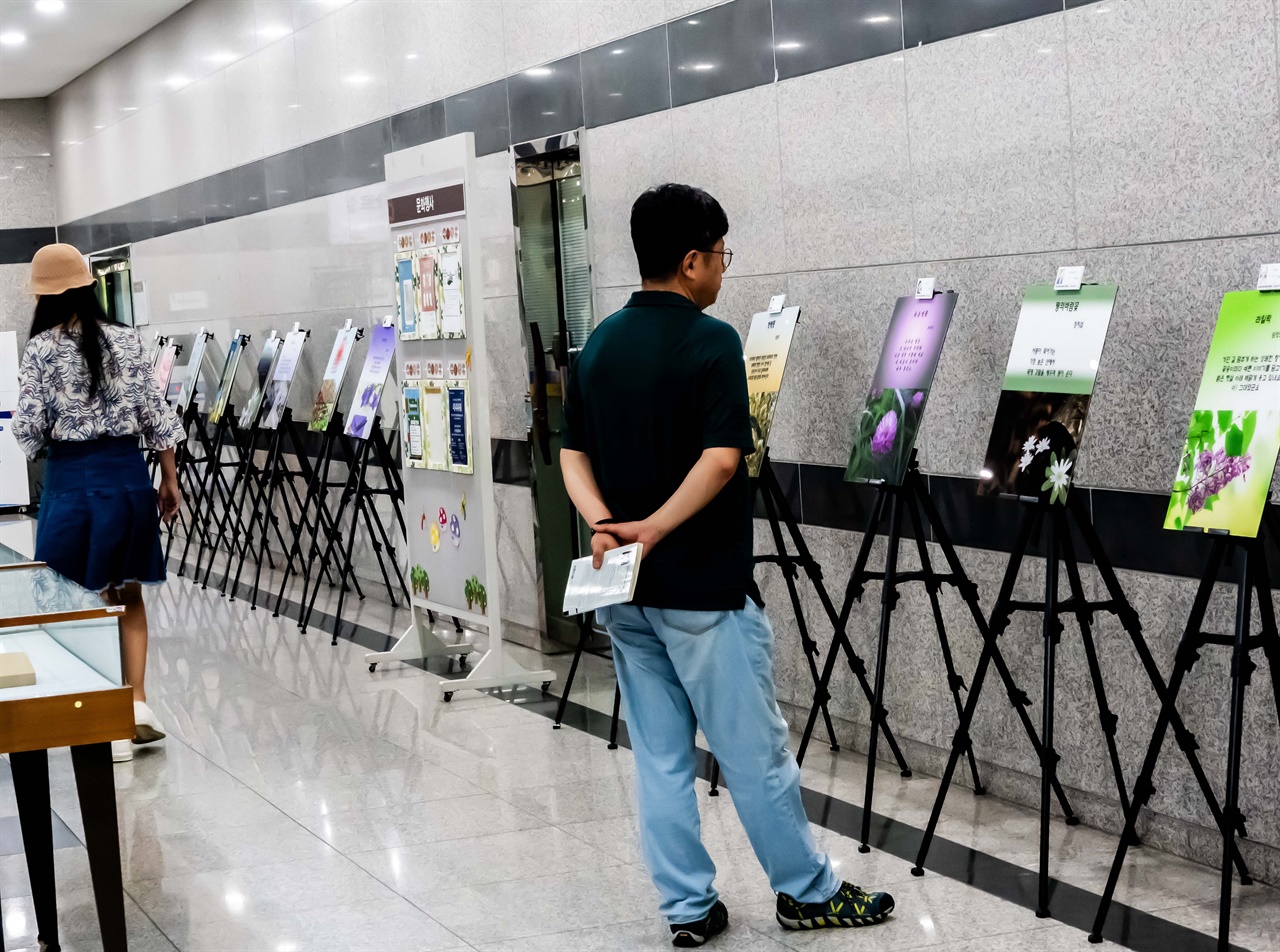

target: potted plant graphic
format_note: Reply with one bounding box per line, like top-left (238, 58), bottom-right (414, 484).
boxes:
top-left (409, 565), bottom-right (429, 598)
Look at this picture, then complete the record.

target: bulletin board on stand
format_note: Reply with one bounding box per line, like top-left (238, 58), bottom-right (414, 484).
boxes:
top-left (385, 139), bottom-right (494, 630)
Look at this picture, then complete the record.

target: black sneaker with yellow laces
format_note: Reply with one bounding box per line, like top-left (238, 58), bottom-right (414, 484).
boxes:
top-left (776, 882), bottom-right (894, 930)
top-left (670, 899), bottom-right (729, 947)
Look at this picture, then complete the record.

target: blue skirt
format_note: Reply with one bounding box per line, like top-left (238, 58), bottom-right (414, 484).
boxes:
top-left (35, 436), bottom-right (166, 591)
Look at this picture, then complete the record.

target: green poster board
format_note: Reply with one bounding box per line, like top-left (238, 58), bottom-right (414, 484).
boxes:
top-left (1165, 290), bottom-right (1280, 537)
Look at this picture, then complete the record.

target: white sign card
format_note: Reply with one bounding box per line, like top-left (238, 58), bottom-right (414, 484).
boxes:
top-left (563, 543), bottom-right (644, 616)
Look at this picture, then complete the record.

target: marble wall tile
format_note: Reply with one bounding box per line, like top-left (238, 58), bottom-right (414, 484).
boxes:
top-left (1067, 236), bottom-right (1280, 494)
top-left (0, 100), bottom-right (50, 157)
top-left (485, 295), bottom-right (531, 443)
top-left (577, 0), bottom-right (670, 49)
top-left (593, 284), bottom-right (637, 322)
top-left (0, 159), bottom-right (54, 230)
top-left (777, 53), bottom-right (916, 272)
top-left (1067, 0), bottom-right (1280, 247)
top-left (770, 264), bottom-right (918, 467)
top-left (332, 0), bottom-right (392, 132)
top-left (223, 54), bottom-right (268, 167)
top-left (904, 15), bottom-right (1075, 260)
top-left (665, 0), bottom-right (728, 18)
top-left (668, 84), bottom-right (786, 279)
top-left (495, 482), bottom-right (544, 632)
top-left (473, 152), bottom-right (519, 301)
top-left (416, 2), bottom-right (509, 106)
top-left (382, 0), bottom-right (432, 113)
top-left (503, 0), bottom-right (582, 74)
top-left (583, 109), bottom-right (675, 289)
top-left (0, 265), bottom-right (33, 341)
top-left (917, 251), bottom-right (1061, 480)
top-left (292, 12), bottom-right (346, 144)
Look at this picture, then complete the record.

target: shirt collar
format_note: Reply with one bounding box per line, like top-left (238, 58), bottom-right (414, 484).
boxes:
top-left (625, 290), bottom-right (704, 313)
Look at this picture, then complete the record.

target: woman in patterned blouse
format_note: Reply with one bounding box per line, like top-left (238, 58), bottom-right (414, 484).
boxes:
top-left (14, 243), bottom-right (183, 763)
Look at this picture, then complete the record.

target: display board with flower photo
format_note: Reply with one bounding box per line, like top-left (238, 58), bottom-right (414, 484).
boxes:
top-left (846, 292), bottom-right (957, 485)
top-left (1163, 290), bottom-right (1280, 537)
top-left (978, 284), bottom-right (1117, 503)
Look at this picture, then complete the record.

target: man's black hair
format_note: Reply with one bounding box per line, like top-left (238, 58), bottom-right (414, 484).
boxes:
top-left (630, 183), bottom-right (729, 280)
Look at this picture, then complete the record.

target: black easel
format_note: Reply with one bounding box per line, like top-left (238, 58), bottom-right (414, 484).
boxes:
top-left (909, 487), bottom-right (1241, 921)
top-left (798, 454), bottom-right (989, 852)
top-left (180, 405), bottom-right (243, 581)
top-left (199, 412), bottom-right (269, 591)
top-left (167, 398), bottom-right (215, 568)
top-left (1089, 511), bottom-right (1279, 951)
top-left (272, 410), bottom-right (357, 617)
top-left (297, 419), bottom-right (409, 645)
top-left (228, 408), bottom-right (317, 609)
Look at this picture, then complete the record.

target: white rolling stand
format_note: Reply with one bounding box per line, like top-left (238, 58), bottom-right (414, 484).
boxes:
top-left (365, 133), bottom-right (554, 701)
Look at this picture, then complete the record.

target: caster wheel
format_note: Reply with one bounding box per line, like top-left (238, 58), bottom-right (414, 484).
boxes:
top-left (541, 681), bottom-right (552, 694)
top-left (442, 691), bottom-right (454, 702)
top-left (368, 663), bottom-right (377, 673)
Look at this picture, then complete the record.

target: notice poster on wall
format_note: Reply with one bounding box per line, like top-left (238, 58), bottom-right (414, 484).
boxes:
top-left (345, 323), bottom-right (397, 441)
top-left (396, 254), bottom-right (418, 340)
top-left (978, 284), bottom-right (1117, 503)
top-left (416, 247), bottom-right (440, 339)
top-left (262, 328), bottom-right (307, 430)
top-left (208, 334), bottom-right (246, 425)
top-left (447, 379), bottom-right (473, 473)
top-left (437, 243), bottom-right (466, 338)
top-left (309, 326), bottom-right (360, 432)
top-left (847, 292), bottom-right (958, 485)
top-left (239, 335), bottom-right (282, 429)
top-left (742, 304), bottom-right (800, 478)
top-left (1164, 290), bottom-right (1280, 537)
top-left (402, 384), bottom-right (426, 468)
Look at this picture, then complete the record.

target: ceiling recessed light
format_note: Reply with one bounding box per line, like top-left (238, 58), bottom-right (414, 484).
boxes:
top-left (120, 106), bottom-right (138, 112)
top-left (863, 14), bottom-right (893, 24)
top-left (541, 110), bottom-right (555, 116)
top-left (775, 41), bottom-right (802, 50)
top-left (405, 52), bottom-right (418, 60)
top-left (610, 48), bottom-right (624, 55)
top-left (287, 103), bottom-right (301, 108)
top-left (0, 31), bottom-right (26, 47)
top-left (344, 73), bottom-right (372, 85)
top-left (691, 62), bottom-right (715, 71)
top-left (257, 23), bottom-right (292, 40)
top-left (35, 0), bottom-right (65, 14)
top-left (525, 67), bottom-right (553, 77)
top-left (164, 74), bottom-right (191, 89)
top-left (686, 19), bottom-right (699, 25)
top-left (608, 92), bottom-right (623, 97)
top-left (204, 50), bottom-right (238, 65)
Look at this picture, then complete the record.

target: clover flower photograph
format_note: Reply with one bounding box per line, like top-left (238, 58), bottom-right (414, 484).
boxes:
top-left (845, 388), bottom-right (929, 485)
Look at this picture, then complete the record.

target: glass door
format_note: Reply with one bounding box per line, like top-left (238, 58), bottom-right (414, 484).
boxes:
top-left (512, 133), bottom-right (599, 648)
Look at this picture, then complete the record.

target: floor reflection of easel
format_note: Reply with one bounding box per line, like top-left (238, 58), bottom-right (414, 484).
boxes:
top-left (1089, 511), bottom-right (1279, 951)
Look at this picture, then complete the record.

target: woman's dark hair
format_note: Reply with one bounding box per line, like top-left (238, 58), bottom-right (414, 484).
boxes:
top-left (630, 183), bottom-right (729, 280)
top-left (29, 285), bottom-right (117, 398)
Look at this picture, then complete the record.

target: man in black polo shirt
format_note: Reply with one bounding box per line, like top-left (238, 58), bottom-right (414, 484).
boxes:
top-left (562, 184), bottom-right (894, 946)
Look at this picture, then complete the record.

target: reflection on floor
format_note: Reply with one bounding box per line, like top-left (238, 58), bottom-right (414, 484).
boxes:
top-left (0, 564), bottom-right (1275, 951)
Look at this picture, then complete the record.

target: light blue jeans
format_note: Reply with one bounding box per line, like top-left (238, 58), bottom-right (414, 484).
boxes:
top-left (597, 598), bottom-right (839, 923)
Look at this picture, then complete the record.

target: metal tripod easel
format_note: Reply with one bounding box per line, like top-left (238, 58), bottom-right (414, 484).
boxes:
top-left (1089, 510), bottom-right (1279, 951)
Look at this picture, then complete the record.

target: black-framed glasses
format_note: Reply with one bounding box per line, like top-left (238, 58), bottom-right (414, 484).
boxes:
top-left (700, 247), bottom-right (733, 271)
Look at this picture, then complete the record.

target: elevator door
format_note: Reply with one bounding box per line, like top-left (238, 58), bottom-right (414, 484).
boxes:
top-left (513, 140), bottom-right (597, 647)
top-left (90, 252), bottom-right (134, 327)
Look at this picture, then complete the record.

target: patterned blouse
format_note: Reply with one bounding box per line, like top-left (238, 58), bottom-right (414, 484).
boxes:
top-left (14, 323), bottom-right (184, 460)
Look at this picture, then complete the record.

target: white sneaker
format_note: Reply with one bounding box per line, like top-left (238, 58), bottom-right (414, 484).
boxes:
top-left (133, 701), bottom-right (166, 745)
top-left (111, 740), bottom-right (134, 763)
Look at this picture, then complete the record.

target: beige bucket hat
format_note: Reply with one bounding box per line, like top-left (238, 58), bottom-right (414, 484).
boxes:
top-left (26, 243), bottom-right (95, 296)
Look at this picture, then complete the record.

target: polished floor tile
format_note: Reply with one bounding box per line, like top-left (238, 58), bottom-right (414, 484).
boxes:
top-left (0, 563), bottom-right (1261, 951)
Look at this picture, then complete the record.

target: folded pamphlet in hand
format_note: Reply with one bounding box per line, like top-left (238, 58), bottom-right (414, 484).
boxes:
top-left (563, 543), bottom-right (643, 616)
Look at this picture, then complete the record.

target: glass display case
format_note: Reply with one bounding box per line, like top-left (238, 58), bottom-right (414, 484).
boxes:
top-left (0, 555), bottom-right (132, 950)
top-left (0, 562), bottom-right (133, 754)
